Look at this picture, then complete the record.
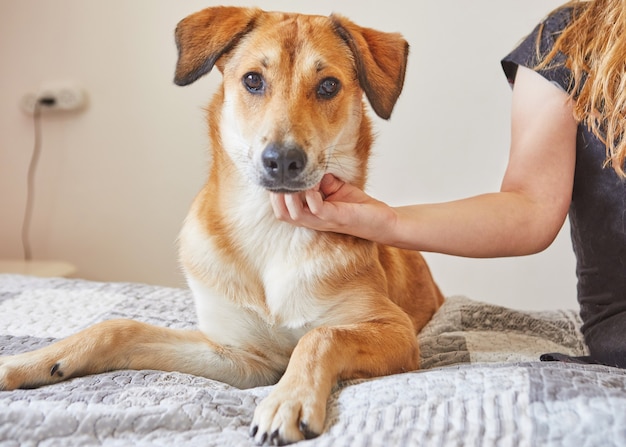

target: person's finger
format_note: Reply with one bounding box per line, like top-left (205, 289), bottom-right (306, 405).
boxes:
top-left (319, 173), bottom-right (345, 197)
top-left (269, 193), bottom-right (291, 221)
top-left (283, 192), bottom-right (307, 220)
top-left (304, 188), bottom-right (325, 216)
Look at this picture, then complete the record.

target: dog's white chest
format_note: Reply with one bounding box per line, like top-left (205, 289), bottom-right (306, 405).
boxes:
top-left (181, 202), bottom-right (332, 345)
top-left (260, 252), bottom-right (331, 328)
top-left (236, 212), bottom-right (332, 327)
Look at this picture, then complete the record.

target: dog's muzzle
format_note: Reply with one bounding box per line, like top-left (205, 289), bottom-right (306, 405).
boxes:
top-left (260, 143), bottom-right (310, 193)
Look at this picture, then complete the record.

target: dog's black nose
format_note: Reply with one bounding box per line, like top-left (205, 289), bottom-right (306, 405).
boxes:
top-left (261, 144), bottom-right (307, 181)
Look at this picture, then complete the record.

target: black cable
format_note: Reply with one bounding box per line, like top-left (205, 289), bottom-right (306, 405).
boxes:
top-left (22, 102), bottom-right (43, 261)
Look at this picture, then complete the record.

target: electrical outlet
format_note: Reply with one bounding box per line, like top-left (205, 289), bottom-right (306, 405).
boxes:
top-left (21, 83), bottom-right (87, 115)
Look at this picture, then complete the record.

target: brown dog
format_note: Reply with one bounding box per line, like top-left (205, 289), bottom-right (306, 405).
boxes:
top-left (0, 7), bottom-right (443, 445)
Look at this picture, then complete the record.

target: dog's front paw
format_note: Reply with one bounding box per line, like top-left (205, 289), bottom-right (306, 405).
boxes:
top-left (0, 355), bottom-right (28, 391)
top-left (250, 384), bottom-right (326, 445)
top-left (0, 353), bottom-right (65, 391)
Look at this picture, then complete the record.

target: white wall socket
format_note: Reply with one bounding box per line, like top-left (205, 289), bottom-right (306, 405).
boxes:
top-left (21, 83), bottom-right (87, 115)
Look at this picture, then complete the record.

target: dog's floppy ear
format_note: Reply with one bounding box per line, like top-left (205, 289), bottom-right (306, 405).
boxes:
top-left (331, 15), bottom-right (409, 120)
top-left (174, 6), bottom-right (261, 86)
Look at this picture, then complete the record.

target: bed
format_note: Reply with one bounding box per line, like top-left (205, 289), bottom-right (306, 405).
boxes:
top-left (1, 273), bottom-right (625, 446)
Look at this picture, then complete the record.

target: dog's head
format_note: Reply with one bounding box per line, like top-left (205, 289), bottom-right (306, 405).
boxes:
top-left (174, 7), bottom-right (408, 192)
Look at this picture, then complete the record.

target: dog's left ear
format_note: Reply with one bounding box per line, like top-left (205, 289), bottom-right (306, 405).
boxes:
top-left (174, 6), bottom-right (261, 86)
top-left (331, 15), bottom-right (409, 120)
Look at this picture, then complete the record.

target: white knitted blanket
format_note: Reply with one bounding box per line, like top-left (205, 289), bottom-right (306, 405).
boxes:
top-left (1, 274), bottom-right (625, 446)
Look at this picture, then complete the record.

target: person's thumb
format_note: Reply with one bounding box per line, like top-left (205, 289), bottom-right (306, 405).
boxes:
top-left (319, 173), bottom-right (344, 196)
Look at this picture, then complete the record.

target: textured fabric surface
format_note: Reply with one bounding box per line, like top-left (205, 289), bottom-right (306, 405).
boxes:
top-left (419, 295), bottom-right (588, 369)
top-left (1, 274), bottom-right (625, 446)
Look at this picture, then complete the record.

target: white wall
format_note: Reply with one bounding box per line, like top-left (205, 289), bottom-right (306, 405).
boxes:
top-left (0, 0), bottom-right (575, 310)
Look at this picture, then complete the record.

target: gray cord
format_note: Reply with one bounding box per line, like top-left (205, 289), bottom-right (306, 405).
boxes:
top-left (22, 103), bottom-right (43, 261)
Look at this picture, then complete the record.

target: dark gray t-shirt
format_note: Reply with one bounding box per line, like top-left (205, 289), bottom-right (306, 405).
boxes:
top-left (502, 6), bottom-right (626, 367)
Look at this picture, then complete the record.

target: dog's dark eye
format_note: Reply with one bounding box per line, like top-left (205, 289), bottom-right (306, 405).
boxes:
top-left (243, 72), bottom-right (265, 94)
top-left (317, 77), bottom-right (340, 99)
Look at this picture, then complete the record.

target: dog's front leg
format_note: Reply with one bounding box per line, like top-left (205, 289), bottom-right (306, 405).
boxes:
top-left (250, 314), bottom-right (419, 445)
top-left (0, 320), bottom-right (209, 390)
top-left (0, 319), bottom-right (279, 390)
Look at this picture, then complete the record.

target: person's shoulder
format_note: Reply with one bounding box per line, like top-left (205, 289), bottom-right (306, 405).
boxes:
top-left (501, 4), bottom-right (580, 91)
top-left (540, 4), bottom-right (581, 35)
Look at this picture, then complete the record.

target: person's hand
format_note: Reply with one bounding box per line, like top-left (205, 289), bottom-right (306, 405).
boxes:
top-left (270, 174), bottom-right (395, 240)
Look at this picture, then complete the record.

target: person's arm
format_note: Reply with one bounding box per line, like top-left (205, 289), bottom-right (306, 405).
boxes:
top-left (271, 66), bottom-right (578, 257)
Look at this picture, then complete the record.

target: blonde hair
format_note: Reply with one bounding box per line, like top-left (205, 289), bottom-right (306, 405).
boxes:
top-left (540, 0), bottom-right (626, 177)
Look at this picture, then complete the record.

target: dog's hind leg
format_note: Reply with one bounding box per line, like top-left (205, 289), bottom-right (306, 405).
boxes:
top-left (0, 319), bottom-right (282, 391)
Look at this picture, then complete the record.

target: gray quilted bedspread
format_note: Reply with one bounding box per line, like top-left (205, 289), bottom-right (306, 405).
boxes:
top-left (1, 274), bottom-right (625, 446)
